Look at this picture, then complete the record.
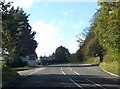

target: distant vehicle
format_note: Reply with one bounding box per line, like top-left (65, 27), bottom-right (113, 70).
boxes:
top-left (38, 60), bottom-right (48, 65)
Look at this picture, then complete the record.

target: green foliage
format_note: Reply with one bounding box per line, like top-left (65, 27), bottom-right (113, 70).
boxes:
top-left (67, 53), bottom-right (80, 63)
top-left (1, 1), bottom-right (37, 67)
top-left (96, 2), bottom-right (120, 52)
top-left (82, 57), bottom-right (100, 64)
top-left (2, 64), bottom-right (20, 87)
top-left (100, 61), bottom-right (119, 76)
top-left (76, 1), bottom-right (119, 63)
top-left (55, 46), bottom-right (70, 63)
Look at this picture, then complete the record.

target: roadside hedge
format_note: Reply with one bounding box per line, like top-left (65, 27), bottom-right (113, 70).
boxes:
top-left (2, 65), bottom-right (20, 87)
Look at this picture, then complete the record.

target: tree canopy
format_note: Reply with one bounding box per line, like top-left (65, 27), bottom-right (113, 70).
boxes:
top-left (76, 1), bottom-right (120, 63)
top-left (55, 46), bottom-right (70, 63)
top-left (1, 1), bottom-right (38, 67)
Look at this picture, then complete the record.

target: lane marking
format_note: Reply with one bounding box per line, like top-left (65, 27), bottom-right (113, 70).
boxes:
top-left (69, 67), bottom-right (73, 71)
top-left (85, 78), bottom-right (106, 89)
top-left (28, 68), bottom-right (45, 75)
top-left (68, 77), bottom-right (84, 89)
top-left (61, 67), bottom-right (62, 70)
top-left (62, 71), bottom-right (66, 75)
top-left (74, 71), bottom-right (80, 75)
top-left (101, 67), bottom-right (119, 77)
top-left (28, 68), bottom-right (38, 75)
top-left (61, 70), bottom-right (83, 89)
top-left (73, 70), bottom-right (106, 89)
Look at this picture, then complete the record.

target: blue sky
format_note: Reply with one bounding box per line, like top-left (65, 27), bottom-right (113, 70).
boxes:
top-left (6, 0), bottom-right (99, 57)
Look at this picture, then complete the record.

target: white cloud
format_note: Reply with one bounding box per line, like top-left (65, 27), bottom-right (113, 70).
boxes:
top-left (32, 20), bottom-right (64, 57)
top-left (72, 21), bottom-right (84, 30)
top-left (63, 9), bottom-right (74, 16)
top-left (69, 37), bottom-right (79, 54)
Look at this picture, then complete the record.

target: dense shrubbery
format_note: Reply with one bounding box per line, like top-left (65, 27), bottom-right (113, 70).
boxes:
top-left (76, 1), bottom-right (120, 63)
top-left (73, 1), bottom-right (120, 75)
top-left (1, 1), bottom-right (37, 68)
top-left (2, 64), bottom-right (20, 87)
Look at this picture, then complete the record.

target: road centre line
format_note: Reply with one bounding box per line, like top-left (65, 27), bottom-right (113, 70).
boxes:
top-left (72, 70), bottom-right (105, 89)
top-left (68, 77), bottom-right (84, 89)
top-left (69, 67), bottom-right (73, 71)
top-left (85, 78), bottom-right (106, 89)
top-left (62, 71), bottom-right (66, 75)
top-left (61, 70), bottom-right (83, 89)
top-left (61, 67), bottom-right (62, 70)
top-left (74, 71), bottom-right (80, 75)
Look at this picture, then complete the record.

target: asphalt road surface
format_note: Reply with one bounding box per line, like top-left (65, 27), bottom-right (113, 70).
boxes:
top-left (8, 63), bottom-right (120, 89)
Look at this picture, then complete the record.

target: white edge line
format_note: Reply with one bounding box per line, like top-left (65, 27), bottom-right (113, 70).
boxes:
top-left (101, 67), bottom-right (119, 77)
top-left (28, 68), bottom-right (44, 75)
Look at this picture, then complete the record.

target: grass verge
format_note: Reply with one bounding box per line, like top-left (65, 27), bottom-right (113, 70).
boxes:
top-left (2, 65), bottom-right (20, 87)
top-left (12, 66), bottom-right (33, 71)
top-left (100, 61), bottom-right (119, 76)
top-left (82, 57), bottom-right (100, 64)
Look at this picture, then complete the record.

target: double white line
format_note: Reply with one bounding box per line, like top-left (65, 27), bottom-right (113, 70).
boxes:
top-left (70, 67), bottom-right (106, 89)
top-left (61, 67), bottom-right (83, 89)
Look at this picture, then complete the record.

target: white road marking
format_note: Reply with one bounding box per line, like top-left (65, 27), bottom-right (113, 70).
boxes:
top-left (62, 71), bottom-right (66, 75)
top-left (85, 78), bottom-right (106, 89)
top-left (28, 68), bottom-right (38, 75)
top-left (61, 69), bottom-right (83, 89)
top-left (73, 70), bottom-right (106, 89)
top-left (28, 68), bottom-right (45, 75)
top-left (69, 67), bottom-right (73, 71)
top-left (74, 71), bottom-right (80, 75)
top-left (61, 67), bottom-right (62, 70)
top-left (68, 77), bottom-right (84, 89)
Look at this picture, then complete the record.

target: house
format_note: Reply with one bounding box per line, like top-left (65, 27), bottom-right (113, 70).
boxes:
top-left (21, 54), bottom-right (38, 67)
top-left (38, 55), bottom-right (55, 65)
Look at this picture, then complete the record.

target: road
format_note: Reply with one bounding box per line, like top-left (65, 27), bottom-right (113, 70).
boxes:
top-left (9, 63), bottom-right (119, 89)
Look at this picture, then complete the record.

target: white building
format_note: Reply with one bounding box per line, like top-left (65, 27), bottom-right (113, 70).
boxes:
top-left (21, 55), bottom-right (38, 67)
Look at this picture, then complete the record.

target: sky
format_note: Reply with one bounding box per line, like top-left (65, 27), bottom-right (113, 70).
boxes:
top-left (5, 0), bottom-right (99, 57)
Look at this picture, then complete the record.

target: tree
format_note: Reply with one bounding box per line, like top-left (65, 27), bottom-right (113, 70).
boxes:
top-left (76, 1), bottom-right (120, 63)
top-left (1, 1), bottom-right (37, 67)
top-left (76, 11), bottom-right (105, 62)
top-left (94, 1), bottom-right (120, 61)
top-left (55, 46), bottom-right (70, 63)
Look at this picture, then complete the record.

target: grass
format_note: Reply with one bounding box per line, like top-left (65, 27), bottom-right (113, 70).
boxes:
top-left (100, 61), bottom-right (119, 76)
top-left (12, 66), bottom-right (33, 71)
top-left (82, 57), bottom-right (119, 76)
top-left (2, 65), bottom-right (20, 87)
top-left (82, 57), bottom-right (100, 64)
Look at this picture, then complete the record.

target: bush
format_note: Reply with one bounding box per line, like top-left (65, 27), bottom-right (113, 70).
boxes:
top-left (2, 64), bottom-right (20, 87)
top-left (6, 58), bottom-right (27, 68)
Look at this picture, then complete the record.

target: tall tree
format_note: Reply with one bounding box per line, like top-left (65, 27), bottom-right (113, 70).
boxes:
top-left (55, 46), bottom-right (70, 63)
top-left (95, 1), bottom-right (120, 61)
top-left (1, 1), bottom-right (37, 67)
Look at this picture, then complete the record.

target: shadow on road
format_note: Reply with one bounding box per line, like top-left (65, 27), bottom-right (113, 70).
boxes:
top-left (4, 73), bottom-right (119, 89)
top-left (40, 64), bottom-right (99, 67)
